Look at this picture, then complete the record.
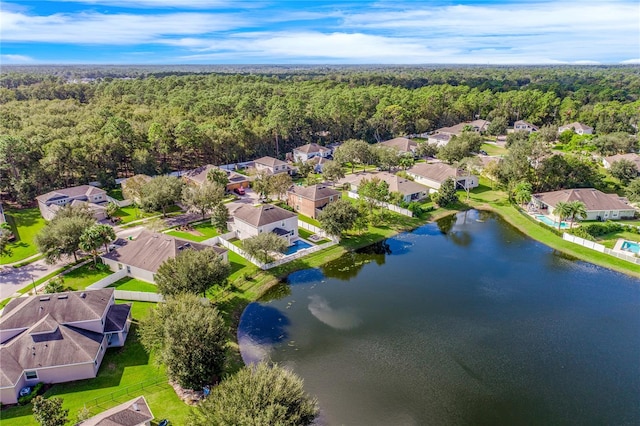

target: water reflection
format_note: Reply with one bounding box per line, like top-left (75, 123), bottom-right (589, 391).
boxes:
top-left (308, 295), bottom-right (362, 330)
top-left (238, 304), bottom-right (290, 364)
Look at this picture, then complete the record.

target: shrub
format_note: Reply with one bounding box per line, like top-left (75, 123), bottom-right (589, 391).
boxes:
top-left (44, 277), bottom-right (65, 294)
top-left (570, 227), bottom-right (596, 241)
top-left (578, 221), bottom-right (623, 238)
top-left (18, 382), bottom-right (44, 405)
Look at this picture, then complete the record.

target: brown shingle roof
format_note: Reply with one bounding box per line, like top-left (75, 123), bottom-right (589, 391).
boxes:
top-left (293, 143), bottom-right (331, 155)
top-left (102, 231), bottom-right (226, 274)
top-left (345, 172), bottom-right (427, 196)
top-left (81, 396), bottom-right (154, 426)
top-left (288, 185), bottom-right (340, 201)
top-left (233, 204), bottom-right (297, 227)
top-left (183, 165), bottom-right (249, 186)
top-left (1, 289), bottom-right (114, 332)
top-left (36, 185), bottom-right (106, 204)
top-left (378, 137), bottom-right (417, 153)
top-left (533, 188), bottom-right (632, 212)
top-left (407, 163), bottom-right (464, 183)
top-left (436, 119), bottom-right (490, 136)
top-left (255, 156), bottom-right (288, 168)
top-left (604, 153), bottom-right (640, 170)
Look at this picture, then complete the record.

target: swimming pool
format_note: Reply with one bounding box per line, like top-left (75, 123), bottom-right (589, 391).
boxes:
top-left (285, 239), bottom-right (313, 255)
top-left (621, 240), bottom-right (640, 254)
top-left (535, 215), bottom-right (570, 229)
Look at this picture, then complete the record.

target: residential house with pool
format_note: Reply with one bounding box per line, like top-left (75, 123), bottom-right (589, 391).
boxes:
top-left (230, 204), bottom-right (298, 245)
top-left (531, 188), bottom-right (635, 222)
top-left (0, 288), bottom-right (131, 405)
top-left (102, 231), bottom-right (228, 283)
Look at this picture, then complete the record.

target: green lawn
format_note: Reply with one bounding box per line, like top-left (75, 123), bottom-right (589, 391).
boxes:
top-left (61, 262), bottom-right (113, 291)
top-left (480, 142), bottom-right (508, 157)
top-left (107, 188), bottom-right (124, 201)
top-left (596, 230), bottom-right (640, 249)
top-left (166, 221), bottom-right (220, 242)
top-left (0, 301), bottom-right (191, 426)
top-left (0, 208), bottom-right (47, 265)
top-left (109, 277), bottom-right (158, 293)
top-left (297, 213), bottom-right (321, 227)
top-left (114, 205), bottom-right (182, 224)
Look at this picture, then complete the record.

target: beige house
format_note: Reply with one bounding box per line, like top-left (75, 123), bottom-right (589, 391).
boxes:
top-left (81, 396), bottom-right (154, 426)
top-left (602, 153), bottom-right (640, 173)
top-left (513, 120), bottom-right (539, 133)
top-left (532, 188), bottom-right (635, 221)
top-left (0, 288), bottom-right (131, 405)
top-left (406, 163), bottom-right (478, 191)
top-left (558, 122), bottom-right (593, 135)
top-left (254, 156), bottom-right (292, 175)
top-left (36, 185), bottom-right (109, 221)
top-left (102, 231), bottom-right (228, 283)
top-left (377, 137), bottom-right (418, 155)
top-left (182, 164), bottom-right (250, 192)
top-left (435, 119), bottom-right (491, 137)
top-left (287, 185), bottom-right (341, 219)
top-left (341, 171), bottom-right (428, 203)
top-left (231, 204), bottom-right (298, 244)
top-left (292, 143), bottom-right (332, 163)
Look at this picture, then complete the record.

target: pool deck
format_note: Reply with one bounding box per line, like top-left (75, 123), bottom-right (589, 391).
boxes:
top-left (613, 238), bottom-right (638, 255)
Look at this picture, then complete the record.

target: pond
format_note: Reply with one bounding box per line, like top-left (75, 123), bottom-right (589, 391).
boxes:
top-left (238, 210), bottom-right (640, 425)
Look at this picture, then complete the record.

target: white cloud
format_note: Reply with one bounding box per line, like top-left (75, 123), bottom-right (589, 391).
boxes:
top-left (0, 54), bottom-right (35, 63)
top-left (0, 10), bottom-right (246, 44)
top-left (53, 0), bottom-right (235, 8)
top-left (620, 58), bottom-right (640, 64)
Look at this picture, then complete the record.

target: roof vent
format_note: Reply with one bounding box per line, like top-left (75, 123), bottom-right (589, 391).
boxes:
top-left (80, 292), bottom-right (86, 298)
top-left (57, 295), bottom-right (68, 299)
top-left (133, 403), bottom-right (140, 411)
top-left (39, 297), bottom-right (50, 302)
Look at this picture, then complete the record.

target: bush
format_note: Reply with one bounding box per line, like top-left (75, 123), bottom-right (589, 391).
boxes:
top-left (570, 227), bottom-right (596, 241)
top-left (44, 276), bottom-right (65, 294)
top-left (577, 221), bottom-right (623, 238)
top-left (18, 382), bottom-right (44, 405)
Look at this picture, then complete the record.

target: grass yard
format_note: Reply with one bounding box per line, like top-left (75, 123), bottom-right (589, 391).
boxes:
top-left (480, 142), bottom-right (508, 157)
top-left (596, 230), bottom-right (640, 249)
top-left (0, 208), bottom-right (47, 265)
top-left (166, 221), bottom-right (220, 242)
top-left (0, 301), bottom-right (191, 426)
top-left (297, 213), bottom-right (321, 227)
top-left (61, 262), bottom-right (113, 291)
top-left (109, 277), bottom-right (158, 293)
top-left (114, 205), bottom-right (182, 224)
top-left (106, 188), bottom-right (124, 201)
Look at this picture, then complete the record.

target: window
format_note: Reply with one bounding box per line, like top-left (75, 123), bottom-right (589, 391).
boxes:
top-left (126, 266), bottom-right (131, 273)
top-left (25, 371), bottom-right (38, 380)
top-left (118, 263), bottom-right (123, 270)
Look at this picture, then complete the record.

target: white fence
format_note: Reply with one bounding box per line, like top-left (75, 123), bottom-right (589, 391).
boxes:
top-left (114, 290), bottom-right (164, 302)
top-left (262, 240), bottom-right (337, 269)
top-left (87, 268), bottom-right (128, 289)
top-left (347, 191), bottom-right (413, 217)
top-left (297, 220), bottom-right (336, 241)
top-left (563, 233), bottom-right (640, 264)
top-left (107, 196), bottom-right (133, 208)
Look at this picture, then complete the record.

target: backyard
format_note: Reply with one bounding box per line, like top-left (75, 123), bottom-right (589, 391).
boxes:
top-left (109, 277), bottom-right (158, 293)
top-left (114, 205), bottom-right (182, 224)
top-left (166, 221), bottom-right (220, 242)
top-left (0, 208), bottom-right (47, 265)
top-left (60, 262), bottom-right (113, 291)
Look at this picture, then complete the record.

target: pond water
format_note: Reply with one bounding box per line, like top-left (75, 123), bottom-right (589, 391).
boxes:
top-left (238, 211), bottom-right (640, 425)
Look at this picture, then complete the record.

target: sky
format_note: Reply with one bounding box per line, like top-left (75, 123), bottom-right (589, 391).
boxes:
top-left (1, 0), bottom-right (639, 65)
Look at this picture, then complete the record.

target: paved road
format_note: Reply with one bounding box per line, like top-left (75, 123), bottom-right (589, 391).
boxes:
top-left (0, 256), bottom-right (70, 300)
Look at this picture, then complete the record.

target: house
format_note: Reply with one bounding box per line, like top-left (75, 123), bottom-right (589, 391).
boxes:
top-left (513, 120), bottom-right (539, 133)
top-left (531, 188), bottom-right (635, 221)
top-left (602, 153), bottom-right (640, 173)
top-left (341, 172), bottom-right (428, 203)
top-left (254, 157), bottom-right (292, 175)
top-left (36, 185), bottom-right (109, 221)
top-left (102, 231), bottom-right (228, 283)
top-left (558, 122), bottom-right (593, 135)
top-left (406, 163), bottom-right (479, 191)
top-left (231, 204), bottom-right (298, 244)
top-left (292, 143), bottom-right (332, 163)
top-left (308, 156), bottom-right (331, 173)
top-left (426, 133), bottom-right (452, 147)
top-left (0, 288), bottom-right (131, 405)
top-left (80, 396), bottom-right (154, 426)
top-left (435, 119), bottom-right (491, 137)
top-left (287, 185), bottom-right (341, 219)
top-left (182, 164), bottom-right (251, 192)
top-left (378, 137), bottom-right (418, 155)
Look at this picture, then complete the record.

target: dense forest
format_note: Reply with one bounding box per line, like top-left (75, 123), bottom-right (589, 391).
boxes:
top-left (1, 65), bottom-right (639, 203)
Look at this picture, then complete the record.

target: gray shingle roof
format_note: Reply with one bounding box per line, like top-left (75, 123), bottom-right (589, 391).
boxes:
top-left (288, 185), bottom-right (340, 201)
top-left (183, 164), bottom-right (249, 186)
top-left (407, 163), bottom-right (464, 183)
top-left (81, 396), bottom-right (154, 426)
top-left (102, 231), bottom-right (226, 274)
top-left (36, 185), bottom-right (106, 204)
top-left (379, 137), bottom-right (417, 153)
top-left (233, 204), bottom-right (297, 227)
top-left (255, 156), bottom-right (288, 168)
top-left (294, 143), bottom-right (331, 155)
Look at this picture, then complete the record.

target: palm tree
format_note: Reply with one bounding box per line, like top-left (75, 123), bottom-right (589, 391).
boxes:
top-left (567, 201), bottom-right (588, 229)
top-left (513, 181), bottom-right (532, 208)
top-left (553, 201), bottom-right (572, 230)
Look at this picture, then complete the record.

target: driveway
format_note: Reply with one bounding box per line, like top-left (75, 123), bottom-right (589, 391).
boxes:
top-left (0, 256), bottom-right (70, 300)
top-left (225, 188), bottom-right (261, 215)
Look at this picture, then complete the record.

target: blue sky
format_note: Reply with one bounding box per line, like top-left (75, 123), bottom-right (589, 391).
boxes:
top-left (1, 0), bottom-right (639, 64)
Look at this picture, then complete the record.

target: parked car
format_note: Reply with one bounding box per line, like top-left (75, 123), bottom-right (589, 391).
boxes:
top-left (234, 187), bottom-right (245, 195)
top-left (479, 150), bottom-right (488, 155)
